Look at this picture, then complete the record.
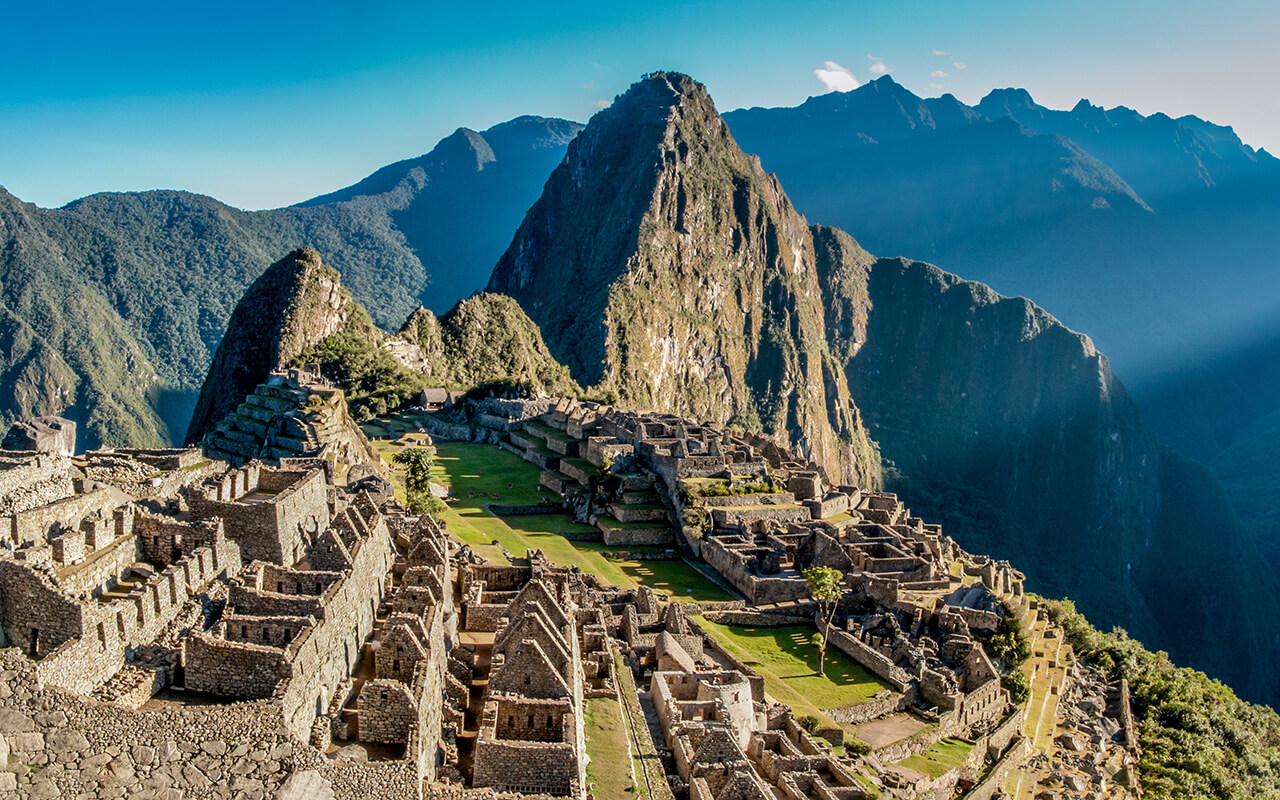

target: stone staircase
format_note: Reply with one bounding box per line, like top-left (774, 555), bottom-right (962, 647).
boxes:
top-left (201, 374), bottom-right (377, 469)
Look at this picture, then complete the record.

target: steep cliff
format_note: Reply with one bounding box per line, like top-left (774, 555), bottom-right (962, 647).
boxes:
top-left (0, 188), bottom-right (166, 448)
top-left (488, 72), bottom-right (882, 486)
top-left (399, 293), bottom-right (579, 396)
top-left (818, 247), bottom-right (1279, 703)
top-left (185, 248), bottom-right (357, 443)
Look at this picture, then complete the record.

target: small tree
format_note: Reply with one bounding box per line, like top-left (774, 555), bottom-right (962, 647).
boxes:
top-left (392, 447), bottom-right (434, 494)
top-left (393, 447), bottom-right (438, 516)
top-left (804, 566), bottom-right (844, 676)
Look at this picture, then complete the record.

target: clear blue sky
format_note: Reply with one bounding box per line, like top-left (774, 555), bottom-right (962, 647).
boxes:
top-left (3, 0), bottom-right (1276, 210)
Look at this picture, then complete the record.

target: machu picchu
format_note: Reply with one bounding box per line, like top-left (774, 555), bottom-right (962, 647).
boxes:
top-left (2, 19), bottom-right (1279, 800)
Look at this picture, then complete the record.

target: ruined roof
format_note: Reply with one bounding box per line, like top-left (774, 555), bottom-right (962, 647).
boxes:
top-left (715, 770), bottom-right (773, 800)
top-left (488, 638), bottom-right (571, 700)
top-left (656, 631), bottom-right (697, 673)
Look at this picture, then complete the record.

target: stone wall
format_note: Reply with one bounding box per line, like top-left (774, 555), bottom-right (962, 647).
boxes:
top-left (190, 468), bottom-right (327, 565)
top-left (56, 531), bottom-right (140, 596)
top-left (358, 680), bottom-right (417, 743)
top-left (472, 736), bottom-right (580, 796)
top-left (183, 633), bottom-right (290, 698)
top-left (277, 512), bottom-right (393, 741)
top-left (0, 454), bottom-right (75, 517)
top-left (10, 487), bottom-right (124, 545)
top-left (821, 620), bottom-right (913, 691)
top-left (823, 687), bottom-right (916, 725)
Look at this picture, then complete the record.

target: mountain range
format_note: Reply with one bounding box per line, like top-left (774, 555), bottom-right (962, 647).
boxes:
top-left (488, 71), bottom-right (1279, 706)
top-left (3, 71), bottom-right (1280, 705)
top-left (0, 115), bottom-right (578, 448)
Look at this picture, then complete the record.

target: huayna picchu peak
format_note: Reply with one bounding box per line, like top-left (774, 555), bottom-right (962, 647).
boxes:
top-left (2, 38), bottom-right (1280, 800)
top-left (489, 71), bottom-right (884, 488)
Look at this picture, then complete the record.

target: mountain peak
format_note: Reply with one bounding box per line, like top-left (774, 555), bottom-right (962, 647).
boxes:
top-left (488, 70), bottom-right (883, 485)
top-left (185, 247), bottom-right (356, 444)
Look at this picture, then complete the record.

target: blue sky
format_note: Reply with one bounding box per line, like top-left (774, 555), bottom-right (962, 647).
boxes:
top-left (2, 0), bottom-right (1276, 210)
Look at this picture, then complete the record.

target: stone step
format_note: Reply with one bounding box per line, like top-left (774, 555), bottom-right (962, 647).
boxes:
top-left (596, 517), bottom-right (674, 546)
top-left (558, 458), bottom-right (594, 486)
top-left (710, 503), bottom-right (809, 528)
top-left (621, 490), bottom-right (660, 505)
top-left (608, 503), bottom-right (668, 523)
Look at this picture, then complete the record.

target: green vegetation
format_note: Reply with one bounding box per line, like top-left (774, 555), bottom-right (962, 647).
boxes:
top-left (1001, 669), bottom-right (1030, 704)
top-left (391, 446), bottom-right (444, 517)
top-left (988, 617), bottom-right (1032, 668)
top-left (680, 479), bottom-right (779, 501)
top-left (1041, 597), bottom-right (1280, 800)
top-left (426, 441), bottom-right (729, 603)
top-left (694, 616), bottom-right (891, 731)
top-left (294, 305), bottom-right (426, 420)
top-left (895, 738), bottom-right (974, 779)
top-left (804, 566), bottom-right (843, 675)
top-left (402, 293), bottom-right (580, 396)
top-left (584, 697), bottom-right (635, 800)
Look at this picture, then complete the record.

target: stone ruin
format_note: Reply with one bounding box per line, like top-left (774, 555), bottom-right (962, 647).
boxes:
top-left (201, 367), bottom-right (377, 469)
top-left (0, 389), bottom-right (1140, 799)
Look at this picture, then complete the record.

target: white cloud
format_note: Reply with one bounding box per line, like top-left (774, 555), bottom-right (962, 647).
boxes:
top-left (953, 61), bottom-right (967, 70)
top-left (868, 61), bottom-right (894, 75)
top-left (592, 99), bottom-right (610, 109)
top-left (929, 83), bottom-right (945, 92)
top-left (931, 70), bottom-right (949, 78)
top-left (932, 49), bottom-right (948, 56)
top-left (582, 80), bottom-right (596, 90)
top-left (814, 60), bottom-right (860, 92)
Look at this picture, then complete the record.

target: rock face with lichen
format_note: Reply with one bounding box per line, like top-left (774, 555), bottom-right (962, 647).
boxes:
top-left (185, 248), bottom-right (357, 444)
top-left (489, 72), bottom-right (882, 487)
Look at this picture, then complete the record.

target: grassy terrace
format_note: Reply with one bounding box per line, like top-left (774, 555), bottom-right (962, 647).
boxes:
top-left (422, 441), bottom-right (729, 603)
top-left (896, 738), bottom-right (974, 778)
top-left (585, 696), bottom-right (635, 800)
top-left (695, 617), bottom-right (891, 733)
top-left (523, 419), bottom-right (574, 442)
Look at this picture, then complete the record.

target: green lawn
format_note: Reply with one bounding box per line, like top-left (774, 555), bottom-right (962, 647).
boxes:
top-left (424, 441), bottom-right (729, 603)
top-left (695, 617), bottom-right (892, 729)
top-left (896, 738), bottom-right (974, 778)
top-left (585, 697), bottom-right (635, 800)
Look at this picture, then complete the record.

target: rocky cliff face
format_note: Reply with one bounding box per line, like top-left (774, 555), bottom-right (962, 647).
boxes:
top-left (399, 293), bottom-right (579, 395)
top-left (185, 248), bottom-right (356, 444)
top-left (489, 72), bottom-right (882, 486)
top-left (820, 250), bottom-right (1279, 703)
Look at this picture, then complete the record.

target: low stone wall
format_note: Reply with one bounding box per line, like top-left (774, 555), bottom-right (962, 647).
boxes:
top-left (600, 524), bottom-right (673, 547)
top-left (484, 502), bottom-right (562, 517)
top-left (600, 548), bottom-right (676, 561)
top-left (822, 620), bottom-right (913, 691)
top-left (824, 687), bottom-right (915, 725)
top-left (701, 610), bottom-right (809, 627)
top-left (960, 735), bottom-right (1032, 800)
top-left (421, 415), bottom-right (502, 444)
top-left (871, 718), bottom-right (947, 763)
top-left (183, 634), bottom-right (289, 698)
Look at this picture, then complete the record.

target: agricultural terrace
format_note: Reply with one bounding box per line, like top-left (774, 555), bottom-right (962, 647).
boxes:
top-left (373, 428), bottom-right (730, 603)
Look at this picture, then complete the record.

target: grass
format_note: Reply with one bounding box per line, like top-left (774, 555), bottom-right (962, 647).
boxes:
top-left (422, 440), bottom-right (729, 603)
top-left (896, 738), bottom-right (974, 778)
top-left (695, 617), bottom-right (892, 731)
top-left (585, 696), bottom-right (635, 800)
